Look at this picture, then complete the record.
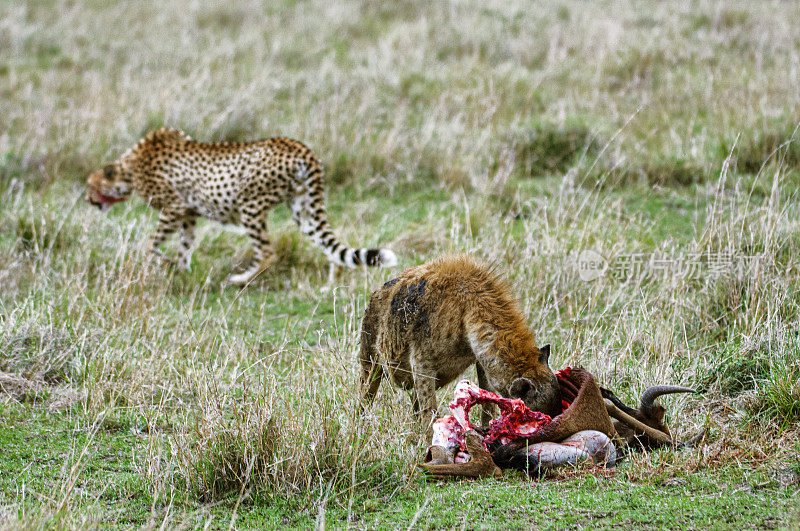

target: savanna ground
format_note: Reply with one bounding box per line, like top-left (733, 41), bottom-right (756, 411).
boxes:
top-left (1, 0), bottom-right (800, 528)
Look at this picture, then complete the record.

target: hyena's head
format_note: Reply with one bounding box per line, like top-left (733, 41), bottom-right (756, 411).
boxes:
top-left (86, 161), bottom-right (134, 212)
top-left (509, 344), bottom-right (562, 416)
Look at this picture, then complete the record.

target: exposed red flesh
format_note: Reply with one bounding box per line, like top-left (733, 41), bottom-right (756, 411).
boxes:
top-left (557, 368), bottom-right (578, 410)
top-left (448, 381), bottom-right (553, 448)
top-left (557, 368), bottom-right (580, 399)
top-left (426, 368), bottom-right (620, 473)
top-left (431, 415), bottom-right (464, 448)
top-left (434, 368), bottom-right (582, 455)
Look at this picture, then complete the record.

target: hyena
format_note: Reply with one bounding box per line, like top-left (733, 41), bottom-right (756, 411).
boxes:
top-left (359, 254), bottom-right (561, 437)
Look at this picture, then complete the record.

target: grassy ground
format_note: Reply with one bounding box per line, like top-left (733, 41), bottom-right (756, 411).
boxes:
top-left (2, 0), bottom-right (800, 528)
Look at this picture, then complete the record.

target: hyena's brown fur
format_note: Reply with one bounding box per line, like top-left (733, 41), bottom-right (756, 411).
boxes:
top-left (359, 254), bottom-right (561, 437)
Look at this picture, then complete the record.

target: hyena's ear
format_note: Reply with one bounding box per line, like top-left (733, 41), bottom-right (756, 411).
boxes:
top-left (538, 344), bottom-right (551, 367)
top-left (510, 377), bottom-right (534, 399)
top-left (103, 164), bottom-right (114, 178)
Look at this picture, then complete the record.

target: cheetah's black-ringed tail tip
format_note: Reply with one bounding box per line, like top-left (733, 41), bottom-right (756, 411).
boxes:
top-left (336, 248), bottom-right (398, 268)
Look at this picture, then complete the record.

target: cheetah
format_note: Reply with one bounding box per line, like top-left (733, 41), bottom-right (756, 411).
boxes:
top-left (86, 128), bottom-right (398, 285)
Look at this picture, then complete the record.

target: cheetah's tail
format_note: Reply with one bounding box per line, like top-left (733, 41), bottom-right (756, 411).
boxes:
top-left (292, 160), bottom-right (398, 270)
top-left (333, 247), bottom-right (398, 268)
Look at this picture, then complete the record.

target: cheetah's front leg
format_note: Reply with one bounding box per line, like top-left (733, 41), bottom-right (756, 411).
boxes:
top-left (148, 209), bottom-right (182, 266)
top-left (177, 212), bottom-right (198, 271)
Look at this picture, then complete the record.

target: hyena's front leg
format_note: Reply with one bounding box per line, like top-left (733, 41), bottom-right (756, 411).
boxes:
top-left (410, 350), bottom-right (438, 441)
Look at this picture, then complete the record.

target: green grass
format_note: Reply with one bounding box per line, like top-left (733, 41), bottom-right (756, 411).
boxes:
top-left (325, 470), bottom-right (796, 529)
top-left (3, 404), bottom-right (796, 528)
top-left (2, 0), bottom-right (800, 528)
top-left (0, 405), bottom-right (152, 526)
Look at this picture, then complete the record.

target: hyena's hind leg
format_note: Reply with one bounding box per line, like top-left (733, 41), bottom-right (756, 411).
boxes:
top-left (358, 307), bottom-right (385, 408)
top-left (359, 356), bottom-right (384, 408)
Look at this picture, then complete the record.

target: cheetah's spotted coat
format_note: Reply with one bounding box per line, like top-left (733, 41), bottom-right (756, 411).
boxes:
top-left (86, 128), bottom-right (397, 284)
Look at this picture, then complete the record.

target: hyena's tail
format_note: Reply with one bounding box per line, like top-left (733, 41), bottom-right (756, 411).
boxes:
top-left (290, 159), bottom-right (398, 269)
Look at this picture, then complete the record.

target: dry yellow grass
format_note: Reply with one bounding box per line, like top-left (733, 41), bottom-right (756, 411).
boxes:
top-left (1, 0), bottom-right (799, 527)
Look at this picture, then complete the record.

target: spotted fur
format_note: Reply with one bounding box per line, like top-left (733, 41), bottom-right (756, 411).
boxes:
top-left (359, 254), bottom-right (560, 437)
top-left (86, 128), bottom-right (398, 284)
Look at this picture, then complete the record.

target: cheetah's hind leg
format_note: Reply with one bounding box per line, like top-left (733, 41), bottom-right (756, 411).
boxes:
top-left (227, 253), bottom-right (277, 287)
top-left (227, 208), bottom-right (277, 286)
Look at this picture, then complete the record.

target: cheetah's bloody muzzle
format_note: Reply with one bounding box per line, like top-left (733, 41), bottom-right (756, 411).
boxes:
top-left (86, 188), bottom-right (127, 211)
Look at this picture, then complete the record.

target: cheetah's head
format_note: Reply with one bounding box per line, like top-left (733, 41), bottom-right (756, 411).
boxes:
top-left (86, 162), bottom-right (133, 212)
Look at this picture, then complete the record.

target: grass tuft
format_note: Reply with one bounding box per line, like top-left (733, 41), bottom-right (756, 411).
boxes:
top-left (733, 124), bottom-right (800, 174)
top-left (513, 121), bottom-right (600, 177)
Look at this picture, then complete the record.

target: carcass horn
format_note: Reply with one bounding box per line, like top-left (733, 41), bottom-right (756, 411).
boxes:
top-left (639, 385), bottom-right (696, 414)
